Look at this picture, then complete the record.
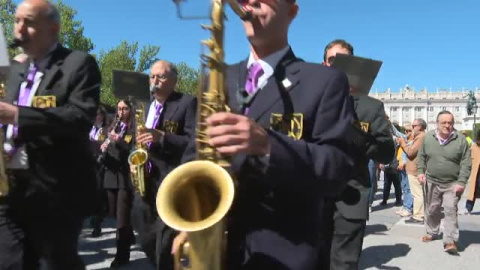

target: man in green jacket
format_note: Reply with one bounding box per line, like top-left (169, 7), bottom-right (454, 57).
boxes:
top-left (417, 110), bottom-right (471, 254)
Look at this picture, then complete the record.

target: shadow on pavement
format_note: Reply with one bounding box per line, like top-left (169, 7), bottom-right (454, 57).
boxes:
top-left (458, 230), bottom-right (480, 252)
top-left (365, 224), bottom-right (388, 236)
top-left (360, 243), bottom-right (410, 270)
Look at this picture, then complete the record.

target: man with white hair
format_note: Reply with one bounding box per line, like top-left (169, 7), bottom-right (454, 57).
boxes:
top-left (0, 0), bottom-right (100, 268)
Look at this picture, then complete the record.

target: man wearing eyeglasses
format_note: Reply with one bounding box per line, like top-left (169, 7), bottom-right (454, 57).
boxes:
top-left (132, 60), bottom-right (197, 269)
top-left (416, 111), bottom-right (471, 254)
top-left (398, 118), bottom-right (427, 224)
top-left (321, 39), bottom-right (395, 270)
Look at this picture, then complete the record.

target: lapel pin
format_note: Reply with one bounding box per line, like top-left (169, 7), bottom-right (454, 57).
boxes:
top-left (282, 78), bottom-right (292, 89)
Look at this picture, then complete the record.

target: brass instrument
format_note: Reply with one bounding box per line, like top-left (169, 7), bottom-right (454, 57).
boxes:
top-left (156, 1), bottom-right (250, 270)
top-left (0, 79), bottom-right (8, 197)
top-left (128, 102), bottom-right (148, 197)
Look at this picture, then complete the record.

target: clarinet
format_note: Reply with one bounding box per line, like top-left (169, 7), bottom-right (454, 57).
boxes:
top-left (97, 116), bottom-right (123, 164)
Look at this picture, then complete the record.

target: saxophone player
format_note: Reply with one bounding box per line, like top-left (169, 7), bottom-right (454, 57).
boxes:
top-left (0, 0), bottom-right (100, 268)
top-left (133, 60), bottom-right (196, 270)
top-left (174, 0), bottom-right (355, 269)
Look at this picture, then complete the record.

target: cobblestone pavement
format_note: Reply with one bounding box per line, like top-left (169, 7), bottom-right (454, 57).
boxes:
top-left (79, 180), bottom-right (480, 269)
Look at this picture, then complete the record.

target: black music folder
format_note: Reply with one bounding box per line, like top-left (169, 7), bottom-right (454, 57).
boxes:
top-left (112, 69), bottom-right (151, 102)
top-left (331, 54), bottom-right (382, 95)
top-left (0, 24), bottom-right (10, 74)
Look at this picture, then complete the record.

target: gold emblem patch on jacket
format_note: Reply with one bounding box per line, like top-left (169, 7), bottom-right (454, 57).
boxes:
top-left (270, 113), bottom-right (303, 140)
top-left (124, 135), bottom-right (132, 143)
top-left (354, 120), bottom-right (370, 133)
top-left (164, 121), bottom-right (179, 133)
top-left (33, 96), bottom-right (56, 108)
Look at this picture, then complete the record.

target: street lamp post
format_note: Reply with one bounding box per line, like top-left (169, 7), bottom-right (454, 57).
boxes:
top-left (473, 105), bottom-right (478, 135)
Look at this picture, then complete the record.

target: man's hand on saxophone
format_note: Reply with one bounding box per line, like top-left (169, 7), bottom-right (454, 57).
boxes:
top-left (136, 128), bottom-right (165, 145)
top-left (206, 112), bottom-right (271, 156)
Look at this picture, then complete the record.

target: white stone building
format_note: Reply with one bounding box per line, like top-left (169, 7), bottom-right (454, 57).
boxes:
top-left (369, 85), bottom-right (480, 131)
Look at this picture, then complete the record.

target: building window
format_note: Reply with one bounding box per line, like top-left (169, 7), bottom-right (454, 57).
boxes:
top-left (392, 107), bottom-right (397, 112)
top-left (428, 107), bottom-right (433, 112)
top-left (415, 107), bottom-right (422, 112)
top-left (442, 107), bottom-right (447, 111)
top-left (455, 107), bottom-right (459, 112)
top-left (404, 108), bottom-right (410, 112)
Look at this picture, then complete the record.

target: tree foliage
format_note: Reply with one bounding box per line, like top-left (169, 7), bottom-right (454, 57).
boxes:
top-left (175, 62), bottom-right (200, 96)
top-left (0, 0), bottom-right (94, 56)
top-left (56, 0), bottom-right (94, 52)
top-left (97, 41), bottom-right (160, 106)
top-left (0, 0), bottom-right (18, 57)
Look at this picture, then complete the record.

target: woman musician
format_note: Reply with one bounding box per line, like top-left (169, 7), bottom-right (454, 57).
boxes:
top-left (100, 99), bottom-right (135, 268)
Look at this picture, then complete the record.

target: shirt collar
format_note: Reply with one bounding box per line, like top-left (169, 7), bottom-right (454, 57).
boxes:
top-left (435, 129), bottom-right (456, 145)
top-left (246, 45), bottom-right (290, 76)
top-left (31, 42), bottom-right (59, 71)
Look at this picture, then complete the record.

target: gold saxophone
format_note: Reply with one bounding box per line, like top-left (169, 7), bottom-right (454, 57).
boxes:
top-left (0, 79), bottom-right (8, 197)
top-left (156, 1), bottom-right (250, 270)
top-left (128, 102), bottom-right (148, 197)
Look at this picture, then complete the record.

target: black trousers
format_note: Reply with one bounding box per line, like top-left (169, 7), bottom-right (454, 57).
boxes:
top-left (382, 172), bottom-right (402, 203)
top-left (321, 202), bottom-right (366, 270)
top-left (0, 171), bottom-right (84, 270)
top-left (132, 194), bottom-right (176, 270)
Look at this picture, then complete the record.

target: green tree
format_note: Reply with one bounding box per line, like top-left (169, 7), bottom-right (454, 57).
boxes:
top-left (56, 0), bottom-right (94, 52)
top-left (175, 62), bottom-right (200, 96)
top-left (0, 0), bottom-right (18, 57)
top-left (0, 0), bottom-right (94, 57)
top-left (97, 40), bottom-right (160, 106)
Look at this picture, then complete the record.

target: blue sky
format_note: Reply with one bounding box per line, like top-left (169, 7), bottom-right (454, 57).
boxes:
top-left (23, 0), bottom-right (480, 92)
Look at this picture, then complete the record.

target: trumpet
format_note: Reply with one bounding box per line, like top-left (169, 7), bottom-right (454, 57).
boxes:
top-left (156, 1), bottom-right (251, 269)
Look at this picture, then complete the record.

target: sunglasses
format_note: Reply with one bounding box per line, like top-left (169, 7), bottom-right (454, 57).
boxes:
top-left (405, 130), bottom-right (412, 132)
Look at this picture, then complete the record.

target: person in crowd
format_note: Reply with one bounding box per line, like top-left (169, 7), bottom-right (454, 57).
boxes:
top-left (462, 130), bottom-right (472, 147)
top-left (89, 106), bottom-right (109, 237)
top-left (417, 111), bottom-right (471, 254)
top-left (380, 132), bottom-right (403, 207)
top-left (463, 129), bottom-right (480, 214)
top-left (100, 99), bottom-right (135, 267)
top-left (133, 60), bottom-right (196, 270)
top-left (397, 118), bottom-right (427, 224)
top-left (172, 1), bottom-right (356, 269)
top-left (395, 124), bottom-right (414, 217)
top-left (0, 0), bottom-right (100, 268)
top-left (320, 39), bottom-right (394, 270)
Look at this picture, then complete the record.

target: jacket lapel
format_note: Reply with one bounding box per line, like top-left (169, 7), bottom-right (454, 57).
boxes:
top-left (156, 92), bottom-right (180, 129)
top-left (228, 60), bottom-right (248, 114)
top-left (36, 45), bottom-right (66, 96)
top-left (247, 49), bottom-right (301, 122)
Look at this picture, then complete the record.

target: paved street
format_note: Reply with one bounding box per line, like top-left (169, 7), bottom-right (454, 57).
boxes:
top-left (79, 181), bottom-right (480, 270)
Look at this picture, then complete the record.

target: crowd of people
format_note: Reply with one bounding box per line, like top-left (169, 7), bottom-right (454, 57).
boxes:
top-left (0, 0), bottom-right (478, 270)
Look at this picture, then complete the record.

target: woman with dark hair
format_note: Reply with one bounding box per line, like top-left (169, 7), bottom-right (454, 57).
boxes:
top-left (463, 129), bottom-right (480, 214)
top-left (100, 99), bottom-right (135, 268)
top-left (89, 105), bottom-right (109, 237)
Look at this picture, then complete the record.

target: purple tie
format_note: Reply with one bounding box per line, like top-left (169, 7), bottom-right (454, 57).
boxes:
top-left (151, 103), bottom-right (163, 129)
top-left (245, 62), bottom-right (264, 95)
top-left (19, 64), bottom-right (38, 106)
top-left (13, 64), bottom-right (38, 138)
top-left (147, 103), bottom-right (163, 173)
top-left (243, 62), bottom-right (264, 115)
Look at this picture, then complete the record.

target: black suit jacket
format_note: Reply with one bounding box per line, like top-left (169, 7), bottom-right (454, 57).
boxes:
top-left (334, 95), bottom-right (395, 220)
top-left (103, 125), bottom-right (134, 190)
top-left (182, 49), bottom-right (354, 269)
top-left (4, 45), bottom-right (100, 216)
top-left (144, 91), bottom-right (196, 200)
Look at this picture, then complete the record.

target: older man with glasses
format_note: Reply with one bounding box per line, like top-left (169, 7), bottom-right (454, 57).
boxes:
top-left (416, 111), bottom-right (471, 254)
top-left (398, 118), bottom-right (428, 224)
